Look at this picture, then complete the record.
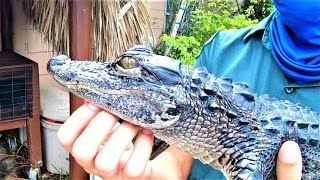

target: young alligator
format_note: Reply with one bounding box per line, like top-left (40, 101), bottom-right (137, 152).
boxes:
top-left (47, 46), bottom-right (320, 180)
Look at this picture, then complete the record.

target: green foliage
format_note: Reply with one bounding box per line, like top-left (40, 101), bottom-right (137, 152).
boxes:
top-left (51, 164), bottom-right (69, 180)
top-left (160, 34), bottom-right (201, 65)
top-left (241, 0), bottom-right (274, 21)
top-left (189, 3), bottom-right (258, 47)
top-left (158, 0), bottom-right (260, 66)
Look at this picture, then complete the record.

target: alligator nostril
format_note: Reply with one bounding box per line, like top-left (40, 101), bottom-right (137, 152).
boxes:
top-left (50, 55), bottom-right (68, 66)
top-left (47, 55), bottom-right (70, 74)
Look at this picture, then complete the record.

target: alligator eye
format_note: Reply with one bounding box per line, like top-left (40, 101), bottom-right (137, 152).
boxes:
top-left (120, 56), bottom-right (138, 69)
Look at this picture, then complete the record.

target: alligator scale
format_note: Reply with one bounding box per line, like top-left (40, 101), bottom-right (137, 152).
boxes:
top-left (47, 46), bottom-right (320, 180)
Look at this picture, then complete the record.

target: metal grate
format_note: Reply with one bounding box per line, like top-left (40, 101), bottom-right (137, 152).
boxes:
top-left (0, 67), bottom-right (33, 120)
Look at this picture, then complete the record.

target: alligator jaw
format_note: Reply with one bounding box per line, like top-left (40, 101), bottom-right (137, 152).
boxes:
top-left (47, 55), bottom-right (187, 130)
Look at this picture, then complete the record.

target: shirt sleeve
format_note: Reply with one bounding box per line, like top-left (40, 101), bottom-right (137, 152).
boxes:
top-left (194, 31), bottom-right (221, 69)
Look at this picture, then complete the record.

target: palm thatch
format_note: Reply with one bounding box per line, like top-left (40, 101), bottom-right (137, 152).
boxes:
top-left (19, 0), bottom-right (154, 62)
top-left (20, 0), bottom-right (69, 55)
top-left (92, 0), bottom-right (154, 61)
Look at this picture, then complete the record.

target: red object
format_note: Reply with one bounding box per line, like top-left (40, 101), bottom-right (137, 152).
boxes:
top-left (45, 119), bottom-right (64, 124)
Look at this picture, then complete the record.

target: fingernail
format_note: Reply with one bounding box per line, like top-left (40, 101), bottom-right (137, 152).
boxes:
top-left (86, 102), bottom-right (101, 111)
top-left (142, 128), bottom-right (153, 135)
top-left (282, 150), bottom-right (299, 164)
top-left (280, 141), bottom-right (300, 164)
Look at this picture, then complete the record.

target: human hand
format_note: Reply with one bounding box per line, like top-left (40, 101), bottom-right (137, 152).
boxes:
top-left (277, 141), bottom-right (302, 180)
top-left (57, 102), bottom-right (154, 179)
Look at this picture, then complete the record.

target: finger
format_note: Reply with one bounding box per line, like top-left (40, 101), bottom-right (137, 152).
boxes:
top-left (97, 122), bottom-right (123, 153)
top-left (277, 141), bottom-right (302, 180)
top-left (71, 111), bottom-right (119, 170)
top-left (94, 121), bottom-right (140, 178)
top-left (123, 128), bottom-right (154, 180)
top-left (57, 102), bottom-right (101, 152)
top-left (119, 143), bottom-right (134, 169)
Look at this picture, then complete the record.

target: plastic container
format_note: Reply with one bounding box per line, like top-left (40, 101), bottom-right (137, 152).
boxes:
top-left (19, 86), bottom-right (70, 173)
top-left (40, 85), bottom-right (70, 174)
top-left (41, 118), bottom-right (69, 174)
top-left (40, 85), bottom-right (70, 122)
top-left (19, 86), bottom-right (69, 148)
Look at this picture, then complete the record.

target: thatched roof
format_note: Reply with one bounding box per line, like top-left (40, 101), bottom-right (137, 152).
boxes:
top-left (20, 0), bottom-right (154, 62)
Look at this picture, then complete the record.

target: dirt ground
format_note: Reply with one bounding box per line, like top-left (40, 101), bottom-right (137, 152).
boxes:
top-left (0, 131), bottom-right (68, 180)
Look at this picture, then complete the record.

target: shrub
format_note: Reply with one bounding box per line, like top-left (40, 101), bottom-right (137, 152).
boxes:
top-left (158, 0), bottom-right (261, 66)
top-left (242, 0), bottom-right (275, 21)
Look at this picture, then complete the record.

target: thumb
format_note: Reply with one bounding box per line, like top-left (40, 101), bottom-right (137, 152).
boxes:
top-left (276, 141), bottom-right (302, 180)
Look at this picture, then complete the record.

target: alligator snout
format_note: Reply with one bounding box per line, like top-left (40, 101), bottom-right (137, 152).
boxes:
top-left (50, 55), bottom-right (69, 66)
top-left (47, 55), bottom-right (70, 74)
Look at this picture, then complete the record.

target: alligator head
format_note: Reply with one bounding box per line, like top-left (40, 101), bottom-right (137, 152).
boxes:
top-left (47, 46), bottom-right (192, 129)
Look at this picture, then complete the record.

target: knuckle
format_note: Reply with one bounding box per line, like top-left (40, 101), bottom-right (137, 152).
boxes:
top-left (94, 157), bottom-right (118, 177)
top-left (84, 168), bottom-right (99, 177)
top-left (124, 165), bottom-right (144, 179)
top-left (124, 170), bottom-right (143, 179)
top-left (71, 141), bottom-right (95, 164)
top-left (56, 129), bottom-right (73, 149)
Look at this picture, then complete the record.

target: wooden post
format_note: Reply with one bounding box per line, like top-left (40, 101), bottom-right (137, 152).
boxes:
top-left (68, 0), bottom-right (91, 179)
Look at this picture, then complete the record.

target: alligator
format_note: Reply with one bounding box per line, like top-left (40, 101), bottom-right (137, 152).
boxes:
top-left (47, 46), bottom-right (320, 180)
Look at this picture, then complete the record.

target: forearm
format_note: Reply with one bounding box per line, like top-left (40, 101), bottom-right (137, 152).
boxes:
top-left (150, 146), bottom-right (193, 179)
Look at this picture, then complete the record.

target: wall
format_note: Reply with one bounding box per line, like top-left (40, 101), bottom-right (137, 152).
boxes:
top-left (12, 0), bottom-right (165, 88)
top-left (12, 0), bottom-right (58, 89)
top-left (147, 0), bottom-right (165, 44)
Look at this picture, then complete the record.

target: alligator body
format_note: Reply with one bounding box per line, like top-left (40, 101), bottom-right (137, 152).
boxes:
top-left (47, 46), bottom-right (320, 180)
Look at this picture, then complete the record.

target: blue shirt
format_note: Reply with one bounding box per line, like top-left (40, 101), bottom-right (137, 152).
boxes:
top-left (188, 11), bottom-right (320, 180)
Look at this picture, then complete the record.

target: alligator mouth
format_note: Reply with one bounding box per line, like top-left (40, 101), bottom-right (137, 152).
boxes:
top-left (58, 78), bottom-right (180, 130)
top-left (77, 84), bottom-right (165, 96)
top-left (52, 73), bottom-right (175, 99)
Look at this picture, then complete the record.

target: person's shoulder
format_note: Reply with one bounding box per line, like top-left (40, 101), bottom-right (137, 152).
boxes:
top-left (203, 27), bottom-right (253, 48)
top-left (195, 26), bottom-right (258, 70)
top-left (204, 11), bottom-right (276, 48)
top-left (219, 27), bottom-right (253, 39)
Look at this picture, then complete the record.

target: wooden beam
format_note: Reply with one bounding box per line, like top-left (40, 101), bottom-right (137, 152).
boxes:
top-left (0, 119), bottom-right (26, 131)
top-left (68, 0), bottom-right (91, 179)
top-left (0, 0), bottom-right (13, 51)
